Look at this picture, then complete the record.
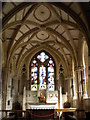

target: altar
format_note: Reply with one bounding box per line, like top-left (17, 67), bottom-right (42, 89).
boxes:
top-left (29, 103), bottom-right (57, 109)
top-left (26, 90), bottom-right (58, 109)
top-left (26, 104), bottom-right (57, 119)
top-left (26, 103), bottom-right (57, 110)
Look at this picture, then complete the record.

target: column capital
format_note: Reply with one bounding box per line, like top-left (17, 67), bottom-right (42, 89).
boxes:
top-left (65, 76), bottom-right (73, 80)
top-left (74, 66), bottom-right (84, 72)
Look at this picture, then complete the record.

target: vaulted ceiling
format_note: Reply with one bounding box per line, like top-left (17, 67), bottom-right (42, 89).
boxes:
top-left (2, 2), bottom-right (90, 74)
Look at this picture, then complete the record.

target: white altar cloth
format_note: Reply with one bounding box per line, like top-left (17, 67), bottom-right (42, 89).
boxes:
top-left (29, 103), bottom-right (57, 109)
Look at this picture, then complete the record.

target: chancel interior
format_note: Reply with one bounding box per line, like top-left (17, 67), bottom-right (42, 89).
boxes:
top-left (1, 1), bottom-right (90, 120)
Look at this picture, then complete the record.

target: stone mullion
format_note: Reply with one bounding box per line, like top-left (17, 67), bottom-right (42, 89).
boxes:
top-left (46, 65), bottom-right (48, 90)
top-left (37, 65), bottom-right (39, 91)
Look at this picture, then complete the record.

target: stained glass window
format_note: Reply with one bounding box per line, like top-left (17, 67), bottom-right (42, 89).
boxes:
top-left (39, 65), bottom-right (46, 90)
top-left (30, 51), bottom-right (55, 91)
top-left (48, 58), bottom-right (54, 91)
top-left (31, 59), bottom-right (38, 91)
top-left (37, 52), bottom-right (49, 62)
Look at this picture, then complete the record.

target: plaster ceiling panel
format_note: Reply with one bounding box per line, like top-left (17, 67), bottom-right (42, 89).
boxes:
top-left (15, 47), bottom-right (22, 54)
top-left (14, 2), bottom-right (21, 6)
top-left (15, 32), bottom-right (23, 40)
top-left (73, 40), bottom-right (78, 48)
top-left (33, 5), bottom-right (51, 22)
top-left (5, 29), bottom-right (14, 38)
top-left (47, 8), bottom-right (59, 22)
top-left (26, 44), bottom-right (32, 49)
top-left (57, 37), bottom-right (61, 42)
top-left (13, 40), bottom-right (16, 46)
top-left (30, 36), bottom-right (38, 43)
top-left (26, 24), bottom-right (37, 30)
top-left (27, 4), bottom-right (58, 25)
top-left (6, 25), bottom-right (19, 30)
top-left (49, 24), bottom-right (60, 30)
top-left (4, 41), bottom-right (9, 49)
top-left (49, 33), bottom-right (57, 40)
top-left (61, 10), bottom-right (68, 21)
top-left (14, 55), bottom-right (19, 61)
top-left (36, 30), bottom-right (50, 41)
top-left (69, 16), bottom-right (76, 23)
top-left (66, 54), bottom-right (71, 60)
top-left (56, 25), bottom-right (65, 34)
top-left (70, 3), bottom-right (81, 15)
top-left (23, 37), bottom-right (28, 42)
top-left (24, 5), bottom-right (32, 17)
top-left (62, 32), bottom-right (70, 41)
top-left (20, 25), bottom-right (29, 34)
top-left (3, 3), bottom-right (14, 15)
top-left (20, 40), bottom-right (24, 44)
top-left (48, 34), bottom-right (56, 41)
top-left (66, 25), bottom-right (75, 30)
top-left (31, 43), bottom-right (37, 46)
top-left (22, 49), bottom-right (27, 55)
top-left (53, 44), bottom-right (60, 50)
top-left (26, 12), bottom-right (39, 24)
top-left (8, 15), bottom-right (15, 24)
top-left (58, 49), bottom-right (66, 56)
top-left (69, 30), bottom-right (79, 38)
top-left (51, 5), bottom-right (62, 18)
top-left (16, 9), bottom-right (23, 21)
top-left (48, 43), bottom-right (54, 46)
top-left (63, 47), bottom-right (70, 54)
top-left (80, 13), bottom-right (87, 27)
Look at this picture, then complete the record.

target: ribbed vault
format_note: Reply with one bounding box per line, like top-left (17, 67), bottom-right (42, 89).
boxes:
top-left (2, 2), bottom-right (90, 77)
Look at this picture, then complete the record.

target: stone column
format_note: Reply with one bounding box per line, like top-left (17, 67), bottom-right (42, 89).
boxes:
top-left (2, 67), bottom-right (8, 116)
top-left (12, 75), bottom-right (18, 103)
top-left (88, 54), bottom-right (90, 97)
top-left (75, 66), bottom-right (86, 120)
top-left (26, 65), bottom-right (30, 90)
top-left (58, 72), bottom-right (63, 109)
top-left (65, 76), bottom-right (72, 102)
top-left (88, 51), bottom-right (90, 111)
top-left (18, 75), bottom-right (23, 108)
top-left (6, 70), bottom-right (12, 110)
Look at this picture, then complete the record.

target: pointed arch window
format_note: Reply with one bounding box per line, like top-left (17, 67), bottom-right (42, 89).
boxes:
top-left (30, 51), bottom-right (55, 91)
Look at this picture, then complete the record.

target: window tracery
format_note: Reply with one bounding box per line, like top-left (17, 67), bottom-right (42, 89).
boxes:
top-left (30, 51), bottom-right (55, 91)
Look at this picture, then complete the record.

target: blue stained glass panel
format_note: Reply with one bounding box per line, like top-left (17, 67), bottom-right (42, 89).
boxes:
top-left (39, 65), bottom-right (46, 90)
